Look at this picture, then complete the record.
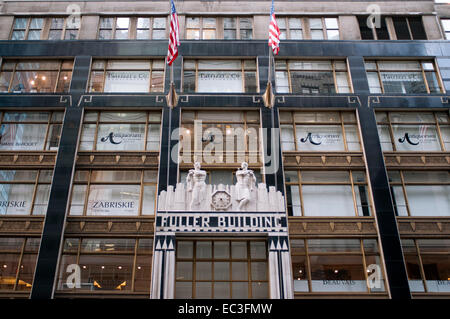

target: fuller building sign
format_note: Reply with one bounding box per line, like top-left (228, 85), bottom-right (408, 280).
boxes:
top-left (151, 162), bottom-right (294, 299)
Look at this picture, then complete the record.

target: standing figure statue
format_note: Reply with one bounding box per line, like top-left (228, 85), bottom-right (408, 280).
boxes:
top-left (235, 162), bottom-right (256, 210)
top-left (186, 162), bottom-right (207, 210)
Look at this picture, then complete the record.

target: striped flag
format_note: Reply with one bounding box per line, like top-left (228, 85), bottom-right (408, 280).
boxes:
top-left (167, 0), bottom-right (180, 66)
top-left (268, 0), bottom-right (280, 55)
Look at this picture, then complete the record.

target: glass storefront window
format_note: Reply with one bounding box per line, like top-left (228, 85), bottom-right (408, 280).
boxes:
top-left (0, 60), bottom-right (73, 93)
top-left (79, 111), bottom-right (161, 151)
top-left (389, 171), bottom-right (450, 217)
top-left (0, 170), bottom-right (53, 216)
top-left (0, 237), bottom-right (39, 292)
top-left (285, 170), bottom-right (372, 217)
top-left (365, 60), bottom-right (443, 94)
top-left (280, 111), bottom-right (360, 152)
top-left (57, 238), bottom-right (152, 293)
top-left (88, 60), bottom-right (165, 93)
top-left (179, 110), bottom-right (261, 166)
top-left (183, 60), bottom-right (258, 93)
top-left (376, 111), bottom-right (449, 152)
top-left (401, 239), bottom-right (450, 293)
top-left (276, 60), bottom-right (350, 94)
top-left (69, 170), bottom-right (158, 216)
top-left (175, 240), bottom-right (268, 299)
top-left (0, 111), bottom-right (64, 151)
top-left (291, 239), bottom-right (385, 293)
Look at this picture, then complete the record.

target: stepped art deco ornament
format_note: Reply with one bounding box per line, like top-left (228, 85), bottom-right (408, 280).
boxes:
top-left (158, 162), bottom-right (285, 212)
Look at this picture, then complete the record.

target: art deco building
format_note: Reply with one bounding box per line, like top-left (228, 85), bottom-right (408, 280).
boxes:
top-left (0, 0), bottom-right (448, 299)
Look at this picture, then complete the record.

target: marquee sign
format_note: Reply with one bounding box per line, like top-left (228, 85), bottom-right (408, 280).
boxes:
top-left (156, 212), bottom-right (287, 233)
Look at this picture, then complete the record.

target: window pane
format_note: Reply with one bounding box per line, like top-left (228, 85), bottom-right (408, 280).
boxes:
top-left (381, 72), bottom-right (427, 94)
top-left (196, 241), bottom-right (212, 259)
top-left (114, 30), bottom-right (129, 40)
top-left (405, 185), bottom-right (450, 216)
top-left (303, 185), bottom-right (355, 216)
top-left (392, 125), bottom-right (441, 151)
top-left (86, 185), bottom-right (140, 216)
top-left (309, 18), bottom-right (323, 29)
top-left (104, 71), bottom-right (150, 92)
top-left (367, 72), bottom-right (382, 93)
top-left (136, 30), bottom-right (150, 39)
top-left (231, 242), bottom-right (247, 259)
top-left (16, 254), bottom-right (36, 291)
top-left (224, 29), bottom-right (237, 40)
top-left (11, 31), bottom-right (25, 40)
top-left (153, 17), bottom-right (166, 29)
top-left (309, 255), bottom-right (366, 292)
top-left (137, 18), bottom-right (150, 29)
top-left (78, 255), bottom-right (133, 291)
top-left (292, 255), bottom-right (309, 292)
top-left (27, 30), bottom-right (41, 40)
top-left (0, 124), bottom-right (47, 150)
top-left (98, 30), bottom-right (112, 40)
top-left (203, 18), bottom-right (216, 28)
top-left (96, 124), bottom-right (146, 150)
top-left (14, 18), bottom-right (28, 29)
top-left (32, 184), bottom-right (50, 215)
top-left (290, 72), bottom-right (335, 94)
top-left (142, 185), bottom-right (156, 215)
top-left (29, 18), bottom-right (44, 29)
top-left (152, 29), bottom-right (166, 39)
top-left (296, 125), bottom-right (345, 151)
top-left (325, 18), bottom-right (338, 29)
top-left (0, 184), bottom-right (34, 215)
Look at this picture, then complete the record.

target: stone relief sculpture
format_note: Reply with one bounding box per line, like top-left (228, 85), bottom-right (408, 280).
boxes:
top-left (158, 162), bottom-right (285, 212)
top-left (235, 162), bottom-right (256, 210)
top-left (186, 162), bottom-right (207, 211)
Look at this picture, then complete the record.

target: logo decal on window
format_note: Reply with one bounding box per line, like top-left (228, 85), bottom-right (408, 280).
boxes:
top-left (398, 133), bottom-right (420, 145)
top-left (100, 132), bottom-right (122, 145)
top-left (300, 132), bottom-right (322, 145)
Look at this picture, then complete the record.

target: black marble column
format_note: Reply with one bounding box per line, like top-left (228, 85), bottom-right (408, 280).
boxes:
top-left (348, 56), bottom-right (411, 299)
top-left (30, 56), bottom-right (91, 299)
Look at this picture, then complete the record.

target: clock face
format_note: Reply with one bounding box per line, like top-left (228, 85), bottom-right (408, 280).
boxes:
top-left (211, 191), bottom-right (231, 210)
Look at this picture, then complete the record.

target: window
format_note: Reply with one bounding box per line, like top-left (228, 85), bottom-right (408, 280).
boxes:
top-left (0, 60), bottom-right (73, 93)
top-left (280, 111), bottom-right (360, 152)
top-left (358, 16), bottom-right (425, 40)
top-left (98, 17), bottom-right (130, 40)
top-left (358, 15), bottom-right (390, 40)
top-left (291, 239), bottom-right (385, 293)
top-left (10, 17), bottom-right (44, 40)
top-left (57, 238), bottom-right (153, 293)
top-left (441, 19), bottom-right (450, 40)
top-left (175, 240), bottom-right (268, 299)
top-left (388, 171), bottom-right (450, 217)
top-left (88, 60), bottom-right (165, 93)
top-left (10, 17), bottom-right (80, 40)
top-left (179, 110), bottom-right (261, 165)
top-left (79, 111), bottom-right (161, 151)
top-left (275, 60), bottom-right (351, 94)
top-left (365, 60), bottom-right (443, 94)
top-left (0, 111), bottom-right (64, 151)
top-left (277, 17), bottom-right (303, 40)
top-left (0, 170), bottom-right (53, 216)
top-left (136, 17), bottom-right (167, 39)
top-left (376, 111), bottom-right (450, 152)
top-left (285, 171), bottom-right (373, 217)
top-left (48, 17), bottom-right (79, 40)
top-left (392, 16), bottom-right (426, 40)
top-left (186, 17), bottom-right (216, 40)
top-left (223, 17), bottom-right (253, 40)
top-left (183, 60), bottom-right (258, 93)
top-left (402, 239), bottom-right (450, 293)
top-left (68, 170), bottom-right (157, 217)
top-left (309, 17), bottom-right (339, 40)
top-left (0, 237), bottom-right (40, 291)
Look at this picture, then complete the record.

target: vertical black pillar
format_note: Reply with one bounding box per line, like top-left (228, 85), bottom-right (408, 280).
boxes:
top-left (158, 106), bottom-right (181, 194)
top-left (30, 56), bottom-right (91, 299)
top-left (348, 56), bottom-right (411, 299)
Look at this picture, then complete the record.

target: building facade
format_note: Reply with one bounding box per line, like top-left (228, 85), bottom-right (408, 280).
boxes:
top-left (0, 0), bottom-right (449, 299)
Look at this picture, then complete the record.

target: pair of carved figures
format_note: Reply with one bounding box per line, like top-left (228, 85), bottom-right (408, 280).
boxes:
top-left (186, 162), bottom-right (256, 211)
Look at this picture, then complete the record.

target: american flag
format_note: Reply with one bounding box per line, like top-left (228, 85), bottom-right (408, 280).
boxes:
top-left (167, 0), bottom-right (180, 66)
top-left (268, 0), bottom-right (280, 55)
